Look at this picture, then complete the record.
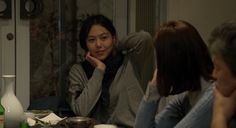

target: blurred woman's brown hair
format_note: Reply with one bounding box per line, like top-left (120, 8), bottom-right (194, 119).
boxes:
top-left (155, 20), bottom-right (214, 96)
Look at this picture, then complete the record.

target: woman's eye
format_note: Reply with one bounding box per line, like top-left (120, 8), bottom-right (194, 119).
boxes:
top-left (101, 36), bottom-right (108, 40)
top-left (87, 38), bottom-right (95, 43)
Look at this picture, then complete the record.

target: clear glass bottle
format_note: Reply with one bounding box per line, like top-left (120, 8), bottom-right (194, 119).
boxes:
top-left (1, 75), bottom-right (24, 128)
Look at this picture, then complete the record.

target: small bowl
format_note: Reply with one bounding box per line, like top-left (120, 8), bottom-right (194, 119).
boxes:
top-left (57, 116), bottom-right (97, 128)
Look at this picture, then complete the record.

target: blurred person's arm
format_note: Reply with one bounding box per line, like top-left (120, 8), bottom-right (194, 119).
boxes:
top-left (135, 70), bottom-right (187, 128)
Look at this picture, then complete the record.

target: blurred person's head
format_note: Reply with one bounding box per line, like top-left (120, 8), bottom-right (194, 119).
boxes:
top-left (79, 14), bottom-right (117, 60)
top-left (155, 20), bottom-right (214, 96)
top-left (208, 20), bottom-right (236, 97)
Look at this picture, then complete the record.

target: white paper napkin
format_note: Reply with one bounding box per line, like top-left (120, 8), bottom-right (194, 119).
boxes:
top-left (39, 112), bottom-right (64, 125)
top-left (27, 112), bottom-right (65, 126)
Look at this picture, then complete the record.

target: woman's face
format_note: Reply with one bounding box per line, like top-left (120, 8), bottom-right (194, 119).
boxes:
top-left (86, 25), bottom-right (115, 60)
top-left (213, 54), bottom-right (236, 96)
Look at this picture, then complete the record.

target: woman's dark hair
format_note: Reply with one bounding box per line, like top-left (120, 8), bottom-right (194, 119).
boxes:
top-left (79, 14), bottom-right (117, 51)
top-left (208, 20), bottom-right (236, 76)
top-left (79, 14), bottom-right (121, 121)
top-left (155, 20), bottom-right (214, 96)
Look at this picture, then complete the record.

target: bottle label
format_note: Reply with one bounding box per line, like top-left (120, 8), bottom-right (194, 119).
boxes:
top-left (0, 115), bottom-right (4, 128)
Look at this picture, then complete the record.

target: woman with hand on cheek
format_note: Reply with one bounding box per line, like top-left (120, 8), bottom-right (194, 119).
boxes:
top-left (209, 20), bottom-right (236, 128)
top-left (68, 14), bottom-right (155, 127)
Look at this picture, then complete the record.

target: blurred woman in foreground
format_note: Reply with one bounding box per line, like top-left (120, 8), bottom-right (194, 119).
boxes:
top-left (135, 20), bottom-right (214, 128)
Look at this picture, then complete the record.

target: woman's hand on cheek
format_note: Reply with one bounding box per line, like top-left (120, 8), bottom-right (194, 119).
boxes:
top-left (216, 82), bottom-right (236, 97)
top-left (213, 87), bottom-right (236, 121)
top-left (86, 52), bottom-right (106, 72)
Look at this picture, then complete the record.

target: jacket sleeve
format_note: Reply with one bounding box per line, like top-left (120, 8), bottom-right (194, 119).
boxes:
top-left (135, 82), bottom-right (214, 128)
top-left (118, 31), bottom-right (156, 91)
top-left (174, 86), bottom-right (213, 128)
top-left (134, 82), bottom-right (160, 128)
top-left (135, 95), bottom-right (188, 128)
top-left (135, 82), bottom-right (188, 128)
top-left (68, 64), bottom-right (104, 116)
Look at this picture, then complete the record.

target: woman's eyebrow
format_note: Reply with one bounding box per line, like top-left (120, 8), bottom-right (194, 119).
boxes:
top-left (88, 32), bottom-right (110, 37)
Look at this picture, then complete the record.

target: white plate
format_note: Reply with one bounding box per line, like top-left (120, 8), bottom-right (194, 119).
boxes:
top-left (94, 124), bottom-right (117, 128)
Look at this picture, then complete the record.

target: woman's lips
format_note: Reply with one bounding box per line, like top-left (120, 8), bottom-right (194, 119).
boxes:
top-left (96, 51), bottom-right (104, 56)
top-left (96, 50), bottom-right (105, 55)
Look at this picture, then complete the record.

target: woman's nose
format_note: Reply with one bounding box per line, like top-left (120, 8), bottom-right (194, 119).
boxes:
top-left (95, 39), bottom-right (102, 47)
